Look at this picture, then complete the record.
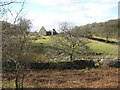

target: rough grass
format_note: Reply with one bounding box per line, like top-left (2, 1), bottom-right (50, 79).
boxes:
top-left (34, 36), bottom-right (51, 45)
top-left (2, 81), bottom-right (16, 88)
top-left (32, 36), bottom-right (118, 62)
top-left (34, 36), bottom-right (118, 55)
top-left (86, 38), bottom-right (118, 56)
top-left (2, 81), bottom-right (33, 88)
top-left (2, 68), bottom-right (119, 88)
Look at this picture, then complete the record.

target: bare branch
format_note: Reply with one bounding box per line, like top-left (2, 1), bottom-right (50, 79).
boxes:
top-left (0, 1), bottom-right (20, 6)
top-left (13, 2), bottom-right (25, 24)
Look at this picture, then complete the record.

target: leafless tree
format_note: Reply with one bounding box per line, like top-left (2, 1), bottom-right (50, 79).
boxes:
top-left (2, 18), bottom-right (34, 89)
top-left (1, 0), bottom-right (36, 89)
top-left (49, 22), bottom-right (91, 61)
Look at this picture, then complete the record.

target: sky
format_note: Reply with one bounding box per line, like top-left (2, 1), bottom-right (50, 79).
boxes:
top-left (9, 0), bottom-right (119, 32)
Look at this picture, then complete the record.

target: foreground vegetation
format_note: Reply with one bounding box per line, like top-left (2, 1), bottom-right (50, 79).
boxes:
top-left (2, 68), bottom-right (119, 88)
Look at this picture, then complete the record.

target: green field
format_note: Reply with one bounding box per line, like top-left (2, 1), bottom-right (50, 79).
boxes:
top-left (86, 39), bottom-right (118, 55)
top-left (33, 36), bottom-right (51, 46)
top-left (33, 36), bottom-right (118, 59)
top-left (79, 37), bottom-right (118, 57)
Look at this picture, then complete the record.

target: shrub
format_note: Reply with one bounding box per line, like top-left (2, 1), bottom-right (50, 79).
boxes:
top-left (108, 60), bottom-right (120, 68)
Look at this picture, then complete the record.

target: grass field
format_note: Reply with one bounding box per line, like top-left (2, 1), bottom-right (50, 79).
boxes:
top-left (86, 38), bottom-right (118, 56)
top-left (33, 36), bottom-right (52, 47)
top-left (33, 36), bottom-right (118, 56)
top-left (31, 36), bottom-right (118, 63)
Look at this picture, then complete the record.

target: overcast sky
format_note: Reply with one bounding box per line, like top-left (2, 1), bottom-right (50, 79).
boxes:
top-left (23, 0), bottom-right (119, 32)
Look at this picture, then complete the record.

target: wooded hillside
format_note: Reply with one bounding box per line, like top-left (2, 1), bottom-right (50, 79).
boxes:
top-left (73, 19), bottom-right (118, 40)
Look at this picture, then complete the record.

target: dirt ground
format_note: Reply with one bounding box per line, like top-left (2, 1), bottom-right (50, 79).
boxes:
top-left (2, 68), bottom-right (119, 88)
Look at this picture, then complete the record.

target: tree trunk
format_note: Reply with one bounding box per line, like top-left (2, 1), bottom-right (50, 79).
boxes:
top-left (70, 54), bottom-right (73, 61)
top-left (21, 73), bottom-right (25, 89)
top-left (15, 75), bottom-right (19, 89)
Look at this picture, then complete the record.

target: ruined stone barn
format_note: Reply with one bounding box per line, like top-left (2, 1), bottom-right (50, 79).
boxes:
top-left (39, 26), bottom-right (47, 36)
top-left (39, 26), bottom-right (58, 36)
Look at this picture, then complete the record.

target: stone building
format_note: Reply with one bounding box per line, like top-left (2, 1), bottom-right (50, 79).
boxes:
top-left (39, 26), bottom-right (47, 36)
top-left (39, 26), bottom-right (58, 36)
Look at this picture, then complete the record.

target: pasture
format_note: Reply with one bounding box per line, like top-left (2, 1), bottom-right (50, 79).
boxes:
top-left (35, 36), bottom-right (118, 54)
top-left (33, 36), bottom-right (118, 61)
top-left (86, 38), bottom-right (118, 56)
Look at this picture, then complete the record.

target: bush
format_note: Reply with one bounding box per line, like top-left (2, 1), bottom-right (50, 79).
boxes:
top-left (108, 60), bottom-right (120, 68)
top-left (3, 60), bottom-right (16, 72)
top-left (29, 60), bottom-right (96, 70)
top-left (73, 60), bottom-right (95, 69)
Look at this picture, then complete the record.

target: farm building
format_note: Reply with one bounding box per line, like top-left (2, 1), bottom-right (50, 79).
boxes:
top-left (39, 26), bottom-right (47, 36)
top-left (39, 26), bottom-right (58, 36)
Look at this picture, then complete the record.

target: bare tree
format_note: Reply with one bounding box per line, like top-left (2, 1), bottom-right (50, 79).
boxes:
top-left (0, 0), bottom-right (26, 22)
top-left (2, 18), bottom-right (34, 89)
top-left (49, 22), bottom-right (91, 61)
top-left (1, 0), bottom-right (36, 89)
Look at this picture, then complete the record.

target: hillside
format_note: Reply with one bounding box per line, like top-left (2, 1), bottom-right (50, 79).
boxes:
top-left (73, 19), bottom-right (118, 40)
